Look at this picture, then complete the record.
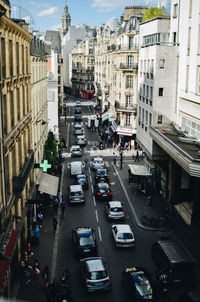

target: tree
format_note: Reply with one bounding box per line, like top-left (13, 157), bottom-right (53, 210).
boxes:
top-left (142, 7), bottom-right (164, 22)
top-left (43, 132), bottom-right (57, 165)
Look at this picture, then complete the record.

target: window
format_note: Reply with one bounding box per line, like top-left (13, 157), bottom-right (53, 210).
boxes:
top-left (157, 115), bottom-right (162, 124)
top-left (89, 49), bottom-right (93, 54)
top-left (150, 87), bottom-right (153, 100)
top-left (159, 88), bottom-right (164, 96)
top-left (89, 40), bottom-right (93, 46)
top-left (142, 108), bottom-right (144, 123)
top-left (150, 60), bottom-right (154, 78)
top-left (186, 65), bottom-right (189, 92)
top-left (145, 110), bottom-right (148, 125)
top-left (129, 37), bottom-right (134, 49)
top-left (187, 27), bottom-right (191, 56)
top-left (173, 3), bottom-right (178, 18)
top-left (126, 95), bottom-right (133, 108)
top-left (143, 84), bottom-right (145, 97)
top-left (126, 76), bottom-right (133, 88)
top-left (149, 113), bottom-right (152, 126)
top-left (197, 66), bottom-right (200, 94)
top-left (139, 106), bottom-right (141, 121)
top-left (159, 59), bottom-right (165, 69)
top-left (173, 32), bottom-right (177, 44)
top-left (127, 56), bottom-right (133, 68)
top-left (126, 114), bottom-right (131, 126)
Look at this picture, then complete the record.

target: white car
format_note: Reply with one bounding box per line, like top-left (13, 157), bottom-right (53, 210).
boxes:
top-left (111, 224), bottom-right (135, 247)
top-left (76, 100), bottom-right (81, 106)
top-left (70, 145), bottom-right (82, 157)
top-left (74, 124), bottom-right (83, 135)
top-left (91, 157), bottom-right (105, 170)
top-left (105, 201), bottom-right (125, 220)
top-left (76, 135), bottom-right (87, 146)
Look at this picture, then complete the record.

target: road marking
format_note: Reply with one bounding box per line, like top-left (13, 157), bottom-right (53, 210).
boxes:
top-left (93, 196), bottom-right (96, 206)
top-left (95, 209), bottom-right (99, 222)
top-left (91, 185), bottom-right (94, 193)
top-left (98, 226), bottom-right (102, 242)
top-left (89, 175), bottom-right (92, 183)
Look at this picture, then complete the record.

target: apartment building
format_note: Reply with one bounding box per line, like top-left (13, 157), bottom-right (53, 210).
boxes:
top-left (71, 29), bottom-right (96, 99)
top-left (137, 0), bottom-right (200, 227)
top-left (0, 0), bottom-right (33, 296)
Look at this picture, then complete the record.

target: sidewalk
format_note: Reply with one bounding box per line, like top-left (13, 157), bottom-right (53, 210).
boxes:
top-left (114, 160), bottom-right (200, 272)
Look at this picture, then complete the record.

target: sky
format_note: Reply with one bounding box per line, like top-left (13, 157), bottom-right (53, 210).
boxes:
top-left (10, 0), bottom-right (171, 33)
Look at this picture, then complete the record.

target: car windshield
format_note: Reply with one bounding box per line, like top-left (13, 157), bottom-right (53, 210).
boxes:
top-left (131, 272), bottom-right (153, 299)
top-left (78, 176), bottom-right (86, 181)
top-left (79, 235), bottom-right (94, 247)
top-left (118, 233), bottom-right (133, 239)
top-left (99, 185), bottom-right (108, 193)
top-left (111, 207), bottom-right (123, 212)
top-left (94, 159), bottom-right (103, 164)
top-left (89, 271), bottom-right (107, 280)
top-left (72, 148), bottom-right (80, 151)
top-left (97, 170), bottom-right (105, 176)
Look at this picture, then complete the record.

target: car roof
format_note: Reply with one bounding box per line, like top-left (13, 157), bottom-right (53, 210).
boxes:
top-left (87, 259), bottom-right (105, 272)
top-left (77, 135), bottom-right (85, 139)
top-left (113, 224), bottom-right (132, 232)
top-left (108, 201), bottom-right (122, 207)
top-left (71, 161), bottom-right (82, 166)
top-left (77, 174), bottom-right (86, 178)
top-left (76, 228), bottom-right (92, 237)
top-left (94, 157), bottom-right (103, 161)
top-left (70, 185), bottom-right (82, 192)
top-left (71, 145), bottom-right (81, 149)
top-left (97, 169), bottom-right (107, 173)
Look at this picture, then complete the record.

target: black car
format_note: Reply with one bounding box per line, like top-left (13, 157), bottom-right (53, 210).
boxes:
top-left (72, 228), bottom-right (97, 258)
top-left (95, 169), bottom-right (110, 183)
top-left (74, 114), bottom-right (82, 122)
top-left (75, 107), bottom-right (81, 114)
top-left (94, 183), bottom-right (112, 201)
top-left (74, 174), bottom-right (89, 189)
top-left (122, 266), bottom-right (155, 301)
top-left (80, 257), bottom-right (111, 292)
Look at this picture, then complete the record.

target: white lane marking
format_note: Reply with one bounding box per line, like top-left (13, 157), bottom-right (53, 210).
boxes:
top-left (95, 209), bottom-right (99, 222)
top-left (89, 175), bottom-right (92, 183)
top-left (91, 185), bottom-right (94, 194)
top-left (98, 226), bottom-right (102, 242)
top-left (93, 196), bottom-right (96, 206)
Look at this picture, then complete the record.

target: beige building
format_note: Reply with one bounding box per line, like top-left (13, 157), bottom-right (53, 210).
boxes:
top-left (0, 0), bottom-right (33, 296)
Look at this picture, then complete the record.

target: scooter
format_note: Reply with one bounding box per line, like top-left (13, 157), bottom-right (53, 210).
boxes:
top-left (156, 271), bottom-right (169, 294)
top-left (99, 142), bottom-right (104, 150)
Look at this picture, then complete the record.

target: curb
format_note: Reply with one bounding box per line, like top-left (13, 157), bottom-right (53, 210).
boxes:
top-left (113, 163), bottom-right (166, 232)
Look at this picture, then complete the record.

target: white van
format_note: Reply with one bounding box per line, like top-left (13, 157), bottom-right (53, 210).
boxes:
top-left (70, 161), bottom-right (84, 176)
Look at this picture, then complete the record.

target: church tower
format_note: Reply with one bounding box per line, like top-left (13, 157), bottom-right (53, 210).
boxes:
top-left (61, 3), bottom-right (71, 36)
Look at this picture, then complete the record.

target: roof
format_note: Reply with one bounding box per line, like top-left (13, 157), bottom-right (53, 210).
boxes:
top-left (109, 201), bottom-right (122, 207)
top-left (128, 164), bottom-right (152, 176)
top-left (113, 224), bottom-right (132, 232)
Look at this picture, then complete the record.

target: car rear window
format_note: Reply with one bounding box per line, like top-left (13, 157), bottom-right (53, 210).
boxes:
top-left (99, 185), bottom-right (108, 193)
top-left (118, 233), bottom-right (133, 239)
top-left (131, 272), bottom-right (153, 299)
top-left (111, 207), bottom-right (123, 212)
top-left (71, 191), bottom-right (82, 196)
top-left (79, 235), bottom-right (94, 247)
top-left (97, 170), bottom-right (105, 176)
top-left (94, 159), bottom-right (103, 164)
top-left (72, 147), bottom-right (80, 151)
top-left (89, 271), bottom-right (107, 280)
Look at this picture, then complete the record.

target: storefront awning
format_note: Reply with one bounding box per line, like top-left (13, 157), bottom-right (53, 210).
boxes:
top-left (102, 112), bottom-right (113, 122)
top-left (0, 229), bottom-right (16, 286)
top-left (38, 173), bottom-right (59, 196)
top-left (116, 127), bottom-right (136, 136)
top-left (128, 164), bottom-right (152, 177)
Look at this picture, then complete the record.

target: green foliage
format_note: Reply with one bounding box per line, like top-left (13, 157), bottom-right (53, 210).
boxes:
top-left (43, 131), bottom-right (58, 165)
top-left (142, 7), bottom-right (164, 21)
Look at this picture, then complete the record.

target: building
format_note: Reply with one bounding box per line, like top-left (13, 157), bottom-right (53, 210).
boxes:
top-left (0, 0), bottom-right (33, 296)
top-left (71, 29), bottom-right (96, 99)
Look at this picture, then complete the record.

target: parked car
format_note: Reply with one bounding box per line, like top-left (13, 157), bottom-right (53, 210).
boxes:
top-left (112, 224), bottom-right (135, 247)
top-left (91, 157), bottom-right (105, 170)
top-left (76, 135), bottom-right (87, 146)
top-left (68, 185), bottom-right (85, 204)
top-left (95, 169), bottom-right (110, 183)
top-left (75, 107), bottom-right (81, 114)
top-left (74, 124), bottom-right (83, 135)
top-left (74, 174), bottom-right (89, 189)
top-left (105, 201), bottom-right (125, 220)
top-left (94, 183), bottom-right (112, 201)
top-left (80, 257), bottom-right (111, 292)
top-left (70, 145), bottom-right (82, 157)
top-left (74, 114), bottom-right (82, 122)
top-left (122, 266), bottom-right (155, 301)
top-left (72, 227), bottom-right (97, 258)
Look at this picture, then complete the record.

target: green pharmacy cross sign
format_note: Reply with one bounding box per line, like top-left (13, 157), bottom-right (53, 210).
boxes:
top-left (40, 160), bottom-right (52, 172)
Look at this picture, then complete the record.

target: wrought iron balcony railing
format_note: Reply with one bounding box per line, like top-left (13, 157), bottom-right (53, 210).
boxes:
top-left (115, 101), bottom-right (137, 112)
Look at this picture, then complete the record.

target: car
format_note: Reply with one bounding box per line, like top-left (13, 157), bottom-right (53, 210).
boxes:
top-left (72, 227), bottom-right (97, 258)
top-left (80, 257), bottom-right (111, 292)
top-left (76, 135), bottom-right (87, 146)
top-left (74, 174), bottom-right (89, 189)
top-left (94, 183), bottom-right (112, 201)
top-left (70, 145), bottom-right (82, 157)
top-left (91, 157), bottom-right (105, 170)
top-left (74, 124), bottom-right (83, 135)
top-left (76, 100), bottom-right (81, 106)
top-left (95, 169), bottom-right (110, 183)
top-left (105, 201), bottom-right (125, 220)
top-left (74, 114), bottom-right (82, 122)
top-left (68, 185), bottom-right (85, 204)
top-left (122, 266), bottom-right (155, 301)
top-left (75, 107), bottom-right (81, 114)
top-left (111, 224), bottom-right (135, 247)
top-left (70, 161), bottom-right (85, 176)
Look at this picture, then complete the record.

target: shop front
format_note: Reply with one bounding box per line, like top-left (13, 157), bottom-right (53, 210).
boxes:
top-left (81, 90), bottom-right (95, 100)
top-left (111, 124), bottom-right (136, 149)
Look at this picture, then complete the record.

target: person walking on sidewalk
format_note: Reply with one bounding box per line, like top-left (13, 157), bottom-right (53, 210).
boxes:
top-left (42, 265), bottom-right (51, 288)
top-left (53, 216), bottom-right (58, 236)
top-left (61, 203), bottom-right (66, 222)
top-left (135, 151), bottom-right (140, 162)
top-left (112, 152), bottom-right (117, 165)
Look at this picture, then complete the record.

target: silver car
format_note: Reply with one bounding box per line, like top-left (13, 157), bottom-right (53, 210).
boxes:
top-left (112, 224), bottom-right (135, 247)
top-left (80, 257), bottom-right (111, 292)
top-left (71, 145), bottom-right (82, 157)
top-left (91, 157), bottom-right (105, 170)
top-left (74, 124), bottom-right (83, 135)
top-left (76, 135), bottom-right (87, 146)
top-left (68, 185), bottom-right (85, 204)
top-left (105, 201), bottom-right (125, 220)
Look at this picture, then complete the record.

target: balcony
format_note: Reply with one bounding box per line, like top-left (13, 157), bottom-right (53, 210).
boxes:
top-left (13, 150), bottom-right (34, 194)
top-left (110, 44), bottom-right (139, 52)
top-left (115, 101), bottom-right (137, 113)
top-left (58, 58), bottom-right (63, 64)
top-left (119, 63), bottom-right (138, 71)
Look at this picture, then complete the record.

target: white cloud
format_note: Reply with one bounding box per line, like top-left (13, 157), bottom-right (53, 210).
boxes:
top-left (38, 7), bottom-right (58, 17)
top-left (90, 0), bottom-right (170, 12)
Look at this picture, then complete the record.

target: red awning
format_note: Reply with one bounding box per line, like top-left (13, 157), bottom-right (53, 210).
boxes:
top-left (0, 229), bottom-right (16, 286)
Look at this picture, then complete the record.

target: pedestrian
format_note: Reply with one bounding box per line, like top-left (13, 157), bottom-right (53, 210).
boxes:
top-left (53, 198), bottom-right (59, 214)
top-left (42, 265), bottom-right (51, 288)
top-left (113, 142), bottom-right (116, 149)
top-left (61, 203), bottom-right (66, 221)
top-left (112, 152), bottom-right (117, 165)
top-left (37, 211), bottom-right (43, 227)
top-left (25, 264), bottom-right (33, 284)
top-left (34, 225), bottom-right (40, 246)
top-left (57, 191), bottom-right (62, 206)
top-left (84, 157), bottom-right (88, 168)
top-left (33, 266), bottom-right (40, 284)
top-left (53, 216), bottom-right (58, 236)
top-left (135, 151), bottom-right (140, 162)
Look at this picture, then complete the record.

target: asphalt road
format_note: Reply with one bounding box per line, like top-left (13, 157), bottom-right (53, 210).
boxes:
top-left (55, 98), bottom-right (181, 302)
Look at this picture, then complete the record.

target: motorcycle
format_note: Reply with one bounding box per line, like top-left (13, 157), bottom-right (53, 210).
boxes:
top-left (156, 271), bottom-right (169, 294)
